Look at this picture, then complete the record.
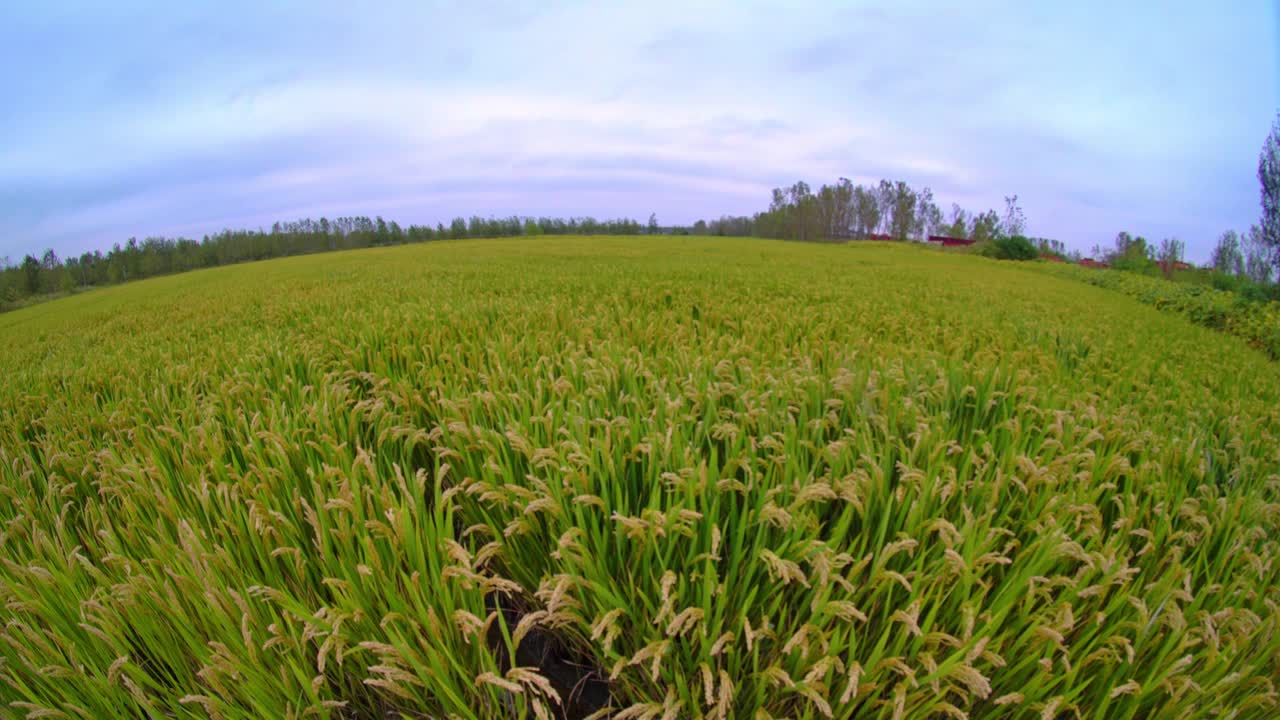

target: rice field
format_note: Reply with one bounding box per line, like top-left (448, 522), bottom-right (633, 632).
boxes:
top-left (2, 236), bottom-right (1278, 719)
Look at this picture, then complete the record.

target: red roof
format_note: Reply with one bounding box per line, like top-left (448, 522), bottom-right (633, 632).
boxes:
top-left (927, 235), bottom-right (975, 247)
top-left (864, 233), bottom-right (892, 241)
top-left (1079, 258), bottom-right (1109, 269)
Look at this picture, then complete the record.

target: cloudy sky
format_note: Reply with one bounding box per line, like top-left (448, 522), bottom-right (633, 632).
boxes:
top-left (1, 1), bottom-right (1276, 262)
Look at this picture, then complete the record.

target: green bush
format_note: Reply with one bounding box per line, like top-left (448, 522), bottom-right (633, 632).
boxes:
top-left (963, 240), bottom-right (993, 256)
top-left (1211, 271), bottom-right (1243, 293)
top-left (985, 234), bottom-right (1039, 260)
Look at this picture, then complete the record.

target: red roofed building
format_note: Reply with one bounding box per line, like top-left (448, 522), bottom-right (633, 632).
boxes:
top-left (1079, 258), bottom-right (1109, 269)
top-left (927, 235), bottom-right (975, 247)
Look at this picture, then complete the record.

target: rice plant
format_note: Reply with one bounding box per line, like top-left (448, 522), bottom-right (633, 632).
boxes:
top-left (2, 236), bottom-right (1278, 719)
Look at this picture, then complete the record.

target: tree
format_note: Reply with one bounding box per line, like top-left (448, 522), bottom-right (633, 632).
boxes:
top-left (1210, 230), bottom-right (1244, 276)
top-left (21, 255), bottom-right (40, 295)
top-left (815, 180), bottom-right (854, 240)
top-left (450, 217), bottom-right (468, 239)
top-left (875, 180), bottom-right (894, 234)
top-left (648, 213), bottom-right (659, 234)
top-left (852, 185), bottom-right (881, 239)
top-left (692, 219), bottom-right (707, 235)
top-left (1103, 231), bottom-right (1156, 271)
top-left (1002, 195), bottom-right (1026, 238)
top-left (789, 182), bottom-right (816, 241)
top-left (946, 204), bottom-right (969, 239)
top-left (1031, 237), bottom-right (1065, 257)
top-left (1158, 237), bottom-right (1185, 279)
top-left (1244, 224), bottom-right (1274, 284)
top-left (39, 249), bottom-right (62, 293)
top-left (1259, 114), bottom-right (1280, 266)
top-left (886, 181), bottom-right (918, 241)
top-left (1112, 231), bottom-right (1133, 256)
top-left (0, 269), bottom-right (15, 304)
top-left (971, 210), bottom-right (1000, 243)
top-left (917, 187), bottom-right (942, 240)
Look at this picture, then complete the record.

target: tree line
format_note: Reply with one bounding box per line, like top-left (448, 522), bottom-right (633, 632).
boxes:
top-left (0, 214), bottom-right (652, 308)
top-left (1087, 116), bottom-right (1280, 298)
top-left (692, 178), bottom-right (1054, 250)
top-left (1087, 228), bottom-right (1272, 283)
top-left (1198, 116), bottom-right (1280, 293)
top-left (7, 112), bottom-right (1280, 311)
top-left (0, 176), bottom-right (1063, 312)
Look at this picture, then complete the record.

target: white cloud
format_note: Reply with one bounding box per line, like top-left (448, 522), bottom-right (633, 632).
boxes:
top-left (0, 0), bottom-right (1274, 261)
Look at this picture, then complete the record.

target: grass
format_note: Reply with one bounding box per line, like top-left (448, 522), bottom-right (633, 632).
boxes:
top-left (2, 236), bottom-right (1278, 719)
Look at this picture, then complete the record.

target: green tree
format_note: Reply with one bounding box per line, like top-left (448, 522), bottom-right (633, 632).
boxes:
top-left (39, 249), bottom-right (61, 293)
top-left (971, 210), bottom-right (1000, 243)
top-left (916, 187), bottom-right (942, 240)
top-left (0, 268), bottom-right (15, 304)
top-left (946, 204), bottom-right (969, 239)
top-left (875, 179), bottom-right (894, 235)
top-left (647, 213), bottom-right (659, 234)
top-left (1210, 230), bottom-right (1244, 276)
top-left (1002, 195), bottom-right (1026, 237)
top-left (21, 255), bottom-right (40, 295)
top-left (887, 181), bottom-right (918, 241)
top-left (1158, 237), bottom-right (1185, 279)
top-left (1259, 114), bottom-right (1280, 266)
top-left (783, 182), bottom-right (817, 242)
top-left (851, 185), bottom-right (881, 239)
top-left (450, 217), bottom-right (468, 239)
top-left (814, 178), bottom-right (855, 240)
top-left (1244, 224), bottom-right (1274, 284)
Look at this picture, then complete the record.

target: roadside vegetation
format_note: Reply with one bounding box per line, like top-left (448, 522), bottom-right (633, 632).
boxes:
top-left (1028, 262), bottom-right (1280, 360)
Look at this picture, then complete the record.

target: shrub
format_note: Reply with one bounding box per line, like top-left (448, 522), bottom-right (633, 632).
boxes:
top-left (965, 240), bottom-right (994, 256)
top-left (986, 234), bottom-right (1038, 260)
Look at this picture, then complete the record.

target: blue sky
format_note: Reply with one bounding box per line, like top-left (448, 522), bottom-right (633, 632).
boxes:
top-left (1, 1), bottom-right (1276, 262)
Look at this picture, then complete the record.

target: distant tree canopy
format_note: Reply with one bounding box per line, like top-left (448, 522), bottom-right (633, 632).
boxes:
top-left (1211, 230), bottom-right (1245, 276)
top-left (8, 115), bottom-right (1280, 313)
top-left (0, 215), bottom-right (646, 310)
top-left (32, 152), bottom-right (1280, 311)
top-left (1259, 113), bottom-right (1280, 268)
top-left (692, 178), bottom-right (1038, 249)
top-left (1093, 232), bottom-right (1158, 272)
top-left (1092, 224), bottom-right (1278, 301)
